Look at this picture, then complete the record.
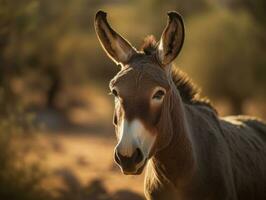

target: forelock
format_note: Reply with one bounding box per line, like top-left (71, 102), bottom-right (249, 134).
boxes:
top-left (140, 35), bottom-right (157, 55)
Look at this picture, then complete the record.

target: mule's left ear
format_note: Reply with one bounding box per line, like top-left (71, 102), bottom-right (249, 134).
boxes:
top-left (95, 10), bottom-right (137, 65)
top-left (157, 11), bottom-right (185, 66)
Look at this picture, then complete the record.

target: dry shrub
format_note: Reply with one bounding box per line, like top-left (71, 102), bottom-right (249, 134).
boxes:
top-left (0, 88), bottom-right (52, 200)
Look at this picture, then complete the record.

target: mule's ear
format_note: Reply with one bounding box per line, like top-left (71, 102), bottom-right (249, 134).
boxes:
top-left (95, 11), bottom-right (137, 65)
top-left (157, 11), bottom-right (185, 66)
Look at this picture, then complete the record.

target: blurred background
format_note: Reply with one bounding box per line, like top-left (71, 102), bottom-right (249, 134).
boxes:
top-left (0, 0), bottom-right (265, 199)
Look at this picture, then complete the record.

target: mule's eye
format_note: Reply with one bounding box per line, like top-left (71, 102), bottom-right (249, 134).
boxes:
top-left (111, 89), bottom-right (118, 97)
top-left (152, 90), bottom-right (165, 100)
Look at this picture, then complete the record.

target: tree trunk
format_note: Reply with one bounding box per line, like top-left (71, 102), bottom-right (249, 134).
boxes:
top-left (46, 67), bottom-right (61, 110)
top-left (230, 97), bottom-right (243, 115)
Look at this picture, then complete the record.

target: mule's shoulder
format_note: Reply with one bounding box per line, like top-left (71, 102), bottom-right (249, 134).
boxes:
top-left (218, 115), bottom-right (266, 157)
top-left (221, 115), bottom-right (266, 141)
top-left (219, 115), bottom-right (266, 198)
top-left (221, 115), bottom-right (266, 130)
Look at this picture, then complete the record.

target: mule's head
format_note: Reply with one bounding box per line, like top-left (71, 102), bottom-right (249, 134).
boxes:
top-left (95, 11), bottom-right (184, 175)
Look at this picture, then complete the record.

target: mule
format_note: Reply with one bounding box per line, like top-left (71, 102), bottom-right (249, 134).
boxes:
top-left (94, 10), bottom-right (266, 200)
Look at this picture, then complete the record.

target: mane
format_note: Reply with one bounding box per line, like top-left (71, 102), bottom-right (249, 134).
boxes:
top-left (171, 67), bottom-right (216, 111)
top-left (140, 35), bottom-right (215, 111)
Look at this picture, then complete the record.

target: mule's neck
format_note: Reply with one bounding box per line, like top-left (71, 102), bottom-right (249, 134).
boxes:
top-left (150, 83), bottom-right (196, 186)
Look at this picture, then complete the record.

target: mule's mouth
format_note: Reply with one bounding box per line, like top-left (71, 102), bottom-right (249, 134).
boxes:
top-left (118, 158), bottom-right (147, 175)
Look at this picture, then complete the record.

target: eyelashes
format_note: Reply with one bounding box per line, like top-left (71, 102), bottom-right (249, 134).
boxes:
top-left (152, 89), bottom-right (165, 100)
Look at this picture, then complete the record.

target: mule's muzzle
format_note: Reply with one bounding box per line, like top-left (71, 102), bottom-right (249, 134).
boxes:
top-left (114, 148), bottom-right (145, 175)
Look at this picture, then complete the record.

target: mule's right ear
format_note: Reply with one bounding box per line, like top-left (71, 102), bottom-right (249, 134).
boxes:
top-left (95, 11), bottom-right (137, 65)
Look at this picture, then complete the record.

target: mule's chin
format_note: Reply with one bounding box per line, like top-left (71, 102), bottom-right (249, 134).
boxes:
top-left (120, 159), bottom-right (147, 175)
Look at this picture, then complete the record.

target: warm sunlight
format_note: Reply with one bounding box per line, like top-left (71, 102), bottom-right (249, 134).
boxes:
top-left (0, 0), bottom-right (265, 200)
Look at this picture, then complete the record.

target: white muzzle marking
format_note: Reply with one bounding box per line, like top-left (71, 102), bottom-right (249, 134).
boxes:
top-left (116, 119), bottom-right (156, 160)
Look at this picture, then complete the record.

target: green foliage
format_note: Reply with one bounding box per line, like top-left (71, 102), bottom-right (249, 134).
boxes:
top-left (0, 89), bottom-right (51, 200)
top-left (0, 0), bottom-right (265, 111)
top-left (223, 0), bottom-right (266, 25)
top-left (179, 8), bottom-right (266, 113)
top-left (0, 148), bottom-right (48, 200)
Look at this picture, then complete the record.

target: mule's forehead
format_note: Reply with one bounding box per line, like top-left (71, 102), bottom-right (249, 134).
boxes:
top-left (109, 60), bottom-right (169, 97)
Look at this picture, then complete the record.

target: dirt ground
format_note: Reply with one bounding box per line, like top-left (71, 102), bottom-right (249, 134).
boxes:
top-left (27, 132), bottom-right (145, 200)
top-left (21, 85), bottom-right (265, 200)
top-left (22, 86), bottom-right (146, 200)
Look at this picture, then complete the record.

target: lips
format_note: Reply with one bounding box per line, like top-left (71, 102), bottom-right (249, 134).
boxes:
top-left (120, 158), bottom-right (147, 175)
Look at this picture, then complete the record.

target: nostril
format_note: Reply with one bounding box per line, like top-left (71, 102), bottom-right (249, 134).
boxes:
top-left (115, 148), bottom-right (143, 168)
top-left (132, 148), bottom-right (143, 164)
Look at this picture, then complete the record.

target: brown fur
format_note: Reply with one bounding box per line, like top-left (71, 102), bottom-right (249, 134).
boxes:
top-left (141, 35), bottom-right (157, 55)
top-left (145, 85), bottom-right (266, 199)
top-left (95, 10), bottom-right (266, 200)
top-left (140, 36), bottom-right (215, 111)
